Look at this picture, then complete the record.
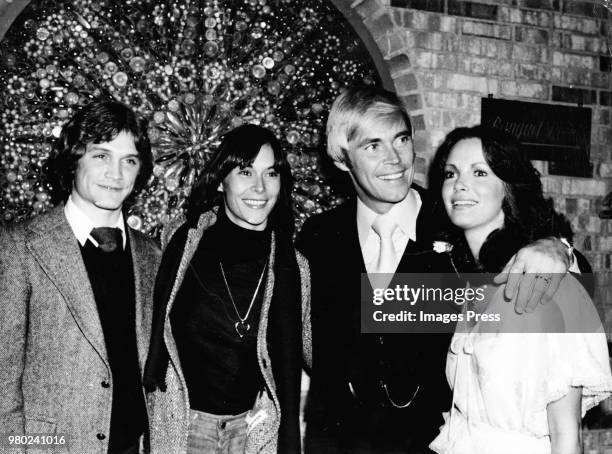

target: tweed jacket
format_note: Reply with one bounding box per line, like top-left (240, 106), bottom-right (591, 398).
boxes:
top-left (146, 210), bottom-right (312, 454)
top-left (0, 205), bottom-right (161, 454)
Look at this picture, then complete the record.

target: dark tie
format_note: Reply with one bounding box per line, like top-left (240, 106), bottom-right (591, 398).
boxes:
top-left (90, 227), bottom-right (122, 252)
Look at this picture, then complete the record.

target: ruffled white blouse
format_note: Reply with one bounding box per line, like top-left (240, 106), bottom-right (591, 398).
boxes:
top-left (430, 275), bottom-right (612, 454)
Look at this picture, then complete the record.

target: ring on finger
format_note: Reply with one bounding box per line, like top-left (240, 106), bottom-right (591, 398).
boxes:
top-left (535, 275), bottom-right (552, 286)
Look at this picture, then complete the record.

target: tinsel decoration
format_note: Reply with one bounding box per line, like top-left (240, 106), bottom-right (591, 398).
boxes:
top-left (0, 0), bottom-right (380, 235)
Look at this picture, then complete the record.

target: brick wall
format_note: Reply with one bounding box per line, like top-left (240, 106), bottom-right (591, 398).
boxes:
top-left (348, 0), bottom-right (612, 325)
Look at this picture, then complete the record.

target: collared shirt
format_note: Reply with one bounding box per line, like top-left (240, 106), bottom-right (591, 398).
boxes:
top-left (357, 188), bottom-right (422, 274)
top-left (64, 195), bottom-right (127, 249)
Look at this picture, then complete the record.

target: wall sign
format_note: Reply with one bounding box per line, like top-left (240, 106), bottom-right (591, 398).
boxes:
top-left (481, 98), bottom-right (592, 177)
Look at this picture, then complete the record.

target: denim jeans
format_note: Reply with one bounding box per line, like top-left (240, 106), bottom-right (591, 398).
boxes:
top-left (187, 409), bottom-right (248, 454)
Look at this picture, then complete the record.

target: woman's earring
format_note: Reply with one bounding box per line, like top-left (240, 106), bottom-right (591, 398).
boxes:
top-left (217, 183), bottom-right (223, 192)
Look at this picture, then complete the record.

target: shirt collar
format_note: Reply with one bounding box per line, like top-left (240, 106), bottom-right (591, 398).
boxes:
top-left (64, 195), bottom-right (126, 249)
top-left (357, 188), bottom-right (422, 244)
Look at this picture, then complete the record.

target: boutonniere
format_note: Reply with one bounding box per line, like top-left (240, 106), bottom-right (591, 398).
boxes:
top-left (433, 241), bottom-right (453, 253)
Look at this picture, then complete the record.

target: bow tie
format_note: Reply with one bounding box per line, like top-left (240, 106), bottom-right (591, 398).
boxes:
top-left (90, 227), bottom-right (122, 252)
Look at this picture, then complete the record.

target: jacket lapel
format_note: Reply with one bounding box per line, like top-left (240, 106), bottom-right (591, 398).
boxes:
top-left (338, 200), bottom-right (367, 275)
top-left (25, 206), bottom-right (108, 362)
top-left (130, 230), bottom-right (158, 373)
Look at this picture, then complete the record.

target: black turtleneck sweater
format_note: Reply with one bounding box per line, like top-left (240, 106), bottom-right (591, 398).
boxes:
top-left (170, 213), bottom-right (271, 415)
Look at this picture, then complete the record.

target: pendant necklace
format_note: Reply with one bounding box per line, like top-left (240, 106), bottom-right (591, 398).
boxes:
top-left (219, 260), bottom-right (267, 338)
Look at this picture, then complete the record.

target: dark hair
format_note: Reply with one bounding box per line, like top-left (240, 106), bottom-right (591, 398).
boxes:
top-left (429, 125), bottom-right (573, 272)
top-left (44, 99), bottom-right (153, 206)
top-left (186, 124), bottom-right (294, 235)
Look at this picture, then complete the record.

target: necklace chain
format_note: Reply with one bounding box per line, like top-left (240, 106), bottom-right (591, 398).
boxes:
top-left (219, 260), bottom-right (267, 337)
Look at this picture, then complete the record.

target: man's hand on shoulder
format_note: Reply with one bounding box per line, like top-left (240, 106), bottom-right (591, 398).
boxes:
top-left (493, 237), bottom-right (570, 314)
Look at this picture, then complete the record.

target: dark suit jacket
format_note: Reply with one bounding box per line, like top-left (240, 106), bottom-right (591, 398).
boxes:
top-left (0, 205), bottom-right (161, 454)
top-left (297, 186), bottom-right (457, 452)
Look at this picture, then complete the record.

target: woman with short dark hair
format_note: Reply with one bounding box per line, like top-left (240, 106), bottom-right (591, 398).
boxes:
top-left (428, 125), bottom-right (612, 454)
top-left (144, 124), bottom-right (310, 454)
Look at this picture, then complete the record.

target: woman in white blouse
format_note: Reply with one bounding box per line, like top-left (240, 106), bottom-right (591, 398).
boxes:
top-left (428, 125), bottom-right (612, 454)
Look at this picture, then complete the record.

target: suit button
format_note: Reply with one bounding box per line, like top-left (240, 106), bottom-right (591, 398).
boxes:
top-left (96, 433), bottom-right (106, 440)
top-left (101, 380), bottom-right (110, 388)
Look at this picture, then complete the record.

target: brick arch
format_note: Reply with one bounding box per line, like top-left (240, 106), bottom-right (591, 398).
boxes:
top-left (0, 0), bottom-right (30, 40)
top-left (0, 1), bottom-right (414, 108)
top-left (0, 1), bottom-right (425, 152)
top-left (331, 0), bottom-right (424, 115)
top-left (330, 0), bottom-right (428, 182)
top-left (328, 0), bottom-right (394, 91)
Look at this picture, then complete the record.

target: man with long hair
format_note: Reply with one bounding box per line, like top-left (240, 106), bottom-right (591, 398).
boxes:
top-left (0, 99), bottom-right (160, 453)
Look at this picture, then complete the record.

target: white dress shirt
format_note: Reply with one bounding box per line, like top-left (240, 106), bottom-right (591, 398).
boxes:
top-left (357, 189), bottom-right (422, 274)
top-left (356, 189), bottom-right (580, 276)
top-left (64, 195), bottom-right (127, 249)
